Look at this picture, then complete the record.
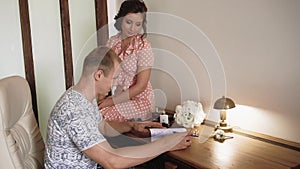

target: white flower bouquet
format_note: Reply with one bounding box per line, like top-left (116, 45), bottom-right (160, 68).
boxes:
top-left (174, 100), bottom-right (206, 128)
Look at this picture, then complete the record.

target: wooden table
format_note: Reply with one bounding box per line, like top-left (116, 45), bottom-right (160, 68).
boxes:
top-left (106, 120), bottom-right (300, 169)
top-left (161, 123), bottom-right (300, 169)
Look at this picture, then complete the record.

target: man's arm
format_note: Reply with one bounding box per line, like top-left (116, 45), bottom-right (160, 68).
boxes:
top-left (83, 132), bottom-right (191, 169)
top-left (99, 120), bottom-right (163, 137)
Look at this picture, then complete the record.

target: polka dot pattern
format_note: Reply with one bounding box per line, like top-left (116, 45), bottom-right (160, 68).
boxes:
top-left (101, 33), bottom-right (155, 121)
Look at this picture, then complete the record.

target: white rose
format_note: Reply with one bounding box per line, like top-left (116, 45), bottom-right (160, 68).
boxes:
top-left (174, 100), bottom-right (206, 128)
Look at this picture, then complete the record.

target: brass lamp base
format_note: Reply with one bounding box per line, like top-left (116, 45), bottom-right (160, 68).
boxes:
top-left (215, 123), bottom-right (233, 132)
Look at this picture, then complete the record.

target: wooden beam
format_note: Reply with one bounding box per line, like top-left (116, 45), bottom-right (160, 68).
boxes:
top-left (59, 0), bottom-right (74, 89)
top-left (18, 0), bottom-right (39, 122)
top-left (95, 0), bottom-right (109, 46)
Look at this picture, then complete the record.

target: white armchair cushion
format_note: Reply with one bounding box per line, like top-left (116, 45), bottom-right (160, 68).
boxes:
top-left (0, 76), bottom-right (45, 169)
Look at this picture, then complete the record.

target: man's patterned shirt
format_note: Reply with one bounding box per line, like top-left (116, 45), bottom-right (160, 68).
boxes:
top-left (44, 89), bottom-right (106, 169)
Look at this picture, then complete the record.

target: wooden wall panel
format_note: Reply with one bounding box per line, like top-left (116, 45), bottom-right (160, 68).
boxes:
top-left (95, 0), bottom-right (109, 46)
top-left (18, 0), bottom-right (39, 121)
top-left (59, 0), bottom-right (74, 89)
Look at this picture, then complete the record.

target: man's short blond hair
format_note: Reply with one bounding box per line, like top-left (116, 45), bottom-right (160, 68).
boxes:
top-left (82, 47), bottom-right (121, 77)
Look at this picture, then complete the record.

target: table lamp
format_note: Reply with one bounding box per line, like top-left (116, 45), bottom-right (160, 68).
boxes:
top-left (213, 96), bottom-right (236, 132)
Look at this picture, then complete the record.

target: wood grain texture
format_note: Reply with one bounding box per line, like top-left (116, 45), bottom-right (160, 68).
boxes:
top-left (18, 0), bottom-right (39, 122)
top-left (95, 0), bottom-right (108, 46)
top-left (167, 124), bottom-right (300, 169)
top-left (59, 0), bottom-right (73, 89)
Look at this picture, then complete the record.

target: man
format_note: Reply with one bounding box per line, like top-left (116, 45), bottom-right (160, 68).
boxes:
top-left (44, 47), bottom-right (191, 169)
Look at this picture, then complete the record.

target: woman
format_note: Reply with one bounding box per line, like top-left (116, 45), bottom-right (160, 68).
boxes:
top-left (98, 0), bottom-right (155, 122)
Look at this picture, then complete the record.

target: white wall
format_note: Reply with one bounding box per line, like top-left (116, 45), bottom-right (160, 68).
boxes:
top-left (0, 0), bottom-right (25, 78)
top-left (69, 0), bottom-right (98, 83)
top-left (143, 0), bottom-right (300, 142)
top-left (28, 0), bottom-right (65, 139)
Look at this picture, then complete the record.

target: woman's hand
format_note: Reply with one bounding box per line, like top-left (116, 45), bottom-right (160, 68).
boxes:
top-left (114, 85), bottom-right (123, 95)
top-left (98, 96), bottom-right (114, 110)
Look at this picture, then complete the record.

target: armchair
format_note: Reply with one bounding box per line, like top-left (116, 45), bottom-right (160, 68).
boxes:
top-left (0, 76), bottom-right (45, 168)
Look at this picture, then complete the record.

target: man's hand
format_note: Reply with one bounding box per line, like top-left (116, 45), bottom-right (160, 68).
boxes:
top-left (169, 135), bottom-right (192, 151)
top-left (130, 122), bottom-right (163, 137)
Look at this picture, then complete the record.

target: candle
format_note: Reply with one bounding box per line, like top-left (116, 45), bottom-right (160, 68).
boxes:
top-left (160, 111), bottom-right (168, 124)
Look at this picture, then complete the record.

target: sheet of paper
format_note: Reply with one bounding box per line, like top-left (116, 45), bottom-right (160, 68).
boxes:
top-left (149, 128), bottom-right (187, 142)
